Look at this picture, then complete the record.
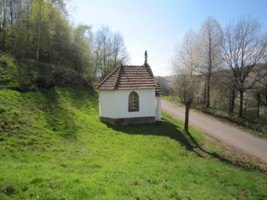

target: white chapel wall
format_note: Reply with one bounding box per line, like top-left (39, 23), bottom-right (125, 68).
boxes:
top-left (99, 90), bottom-right (116, 118)
top-left (99, 89), bottom-right (156, 119)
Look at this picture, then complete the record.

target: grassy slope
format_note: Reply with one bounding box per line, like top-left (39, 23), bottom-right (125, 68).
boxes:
top-left (0, 88), bottom-right (267, 200)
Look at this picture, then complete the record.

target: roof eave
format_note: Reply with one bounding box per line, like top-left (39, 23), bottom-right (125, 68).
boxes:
top-left (98, 87), bottom-right (157, 90)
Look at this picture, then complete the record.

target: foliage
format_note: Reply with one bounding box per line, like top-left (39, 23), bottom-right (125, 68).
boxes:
top-left (0, 1), bottom-right (129, 85)
top-left (0, 0), bottom-right (94, 79)
top-left (0, 54), bottom-right (92, 91)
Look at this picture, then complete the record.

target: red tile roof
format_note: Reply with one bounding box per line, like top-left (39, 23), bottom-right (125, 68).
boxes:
top-left (96, 64), bottom-right (161, 96)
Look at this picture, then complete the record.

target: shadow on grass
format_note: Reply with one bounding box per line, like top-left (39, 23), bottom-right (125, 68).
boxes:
top-left (108, 118), bottom-right (204, 158)
top-left (185, 130), bottom-right (235, 163)
top-left (185, 130), bottom-right (267, 173)
top-left (108, 118), bottom-right (267, 173)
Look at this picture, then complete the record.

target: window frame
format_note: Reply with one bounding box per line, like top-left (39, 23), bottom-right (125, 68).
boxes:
top-left (128, 91), bottom-right (139, 112)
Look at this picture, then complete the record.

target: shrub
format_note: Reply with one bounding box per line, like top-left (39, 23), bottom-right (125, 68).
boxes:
top-left (0, 105), bottom-right (6, 114)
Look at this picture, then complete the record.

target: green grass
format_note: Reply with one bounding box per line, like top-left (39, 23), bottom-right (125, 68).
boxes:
top-left (0, 54), bottom-right (19, 89)
top-left (162, 96), bottom-right (182, 106)
top-left (0, 88), bottom-right (267, 199)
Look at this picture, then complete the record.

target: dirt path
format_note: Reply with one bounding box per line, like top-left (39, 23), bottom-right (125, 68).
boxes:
top-left (162, 100), bottom-right (267, 162)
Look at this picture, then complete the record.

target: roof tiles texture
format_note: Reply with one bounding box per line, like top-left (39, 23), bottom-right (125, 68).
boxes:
top-left (97, 64), bottom-right (161, 95)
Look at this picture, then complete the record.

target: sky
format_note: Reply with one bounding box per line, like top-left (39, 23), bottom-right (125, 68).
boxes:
top-left (68, 0), bottom-right (267, 76)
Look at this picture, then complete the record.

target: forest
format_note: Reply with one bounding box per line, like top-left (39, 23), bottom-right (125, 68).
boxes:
top-left (0, 0), bottom-right (128, 90)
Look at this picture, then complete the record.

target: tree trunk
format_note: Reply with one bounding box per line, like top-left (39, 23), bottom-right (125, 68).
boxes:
top-left (9, 0), bottom-right (13, 27)
top-left (206, 41), bottom-right (212, 108)
top-left (36, 1), bottom-right (42, 60)
top-left (206, 76), bottom-right (210, 108)
top-left (228, 87), bottom-right (235, 113)
top-left (26, 1), bottom-right (30, 57)
top-left (257, 92), bottom-right (260, 119)
top-left (203, 82), bottom-right (207, 105)
top-left (1, 1), bottom-right (7, 50)
top-left (12, 0), bottom-right (22, 55)
top-left (184, 105), bottom-right (190, 133)
top-left (238, 90), bottom-right (244, 118)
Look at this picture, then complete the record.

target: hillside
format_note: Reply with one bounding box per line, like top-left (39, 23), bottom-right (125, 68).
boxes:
top-left (0, 88), bottom-right (267, 199)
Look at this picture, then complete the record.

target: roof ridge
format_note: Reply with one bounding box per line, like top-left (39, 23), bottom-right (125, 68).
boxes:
top-left (144, 63), bottom-right (154, 78)
top-left (114, 65), bottom-right (123, 89)
top-left (122, 65), bottom-right (147, 68)
top-left (96, 66), bottom-right (120, 89)
top-left (144, 63), bottom-right (158, 87)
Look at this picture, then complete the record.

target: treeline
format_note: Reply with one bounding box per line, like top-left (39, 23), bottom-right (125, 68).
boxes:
top-left (0, 0), bottom-right (128, 86)
top-left (172, 16), bottom-right (267, 131)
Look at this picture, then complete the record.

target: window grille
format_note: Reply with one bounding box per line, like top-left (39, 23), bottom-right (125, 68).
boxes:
top-left (129, 91), bottom-right (139, 112)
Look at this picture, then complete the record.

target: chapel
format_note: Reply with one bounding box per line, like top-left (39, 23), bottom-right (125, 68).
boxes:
top-left (96, 52), bottom-right (161, 125)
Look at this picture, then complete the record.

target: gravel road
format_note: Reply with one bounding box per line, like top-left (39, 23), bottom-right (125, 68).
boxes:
top-left (162, 100), bottom-right (267, 162)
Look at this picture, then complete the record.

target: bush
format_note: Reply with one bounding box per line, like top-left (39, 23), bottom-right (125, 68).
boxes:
top-left (0, 105), bottom-right (6, 114)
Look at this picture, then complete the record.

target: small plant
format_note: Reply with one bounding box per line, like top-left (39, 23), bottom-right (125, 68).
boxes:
top-left (0, 105), bottom-right (6, 114)
top-left (1, 185), bottom-right (15, 195)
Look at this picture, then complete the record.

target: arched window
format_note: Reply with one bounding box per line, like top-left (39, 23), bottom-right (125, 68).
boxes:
top-left (129, 91), bottom-right (139, 112)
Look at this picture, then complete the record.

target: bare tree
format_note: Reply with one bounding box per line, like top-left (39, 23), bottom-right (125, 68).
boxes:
top-left (47, 0), bottom-right (68, 16)
top-left (93, 26), bottom-right (128, 80)
top-left (222, 17), bottom-right (267, 117)
top-left (198, 17), bottom-right (224, 108)
top-left (112, 32), bottom-right (128, 68)
top-left (172, 31), bottom-right (200, 132)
